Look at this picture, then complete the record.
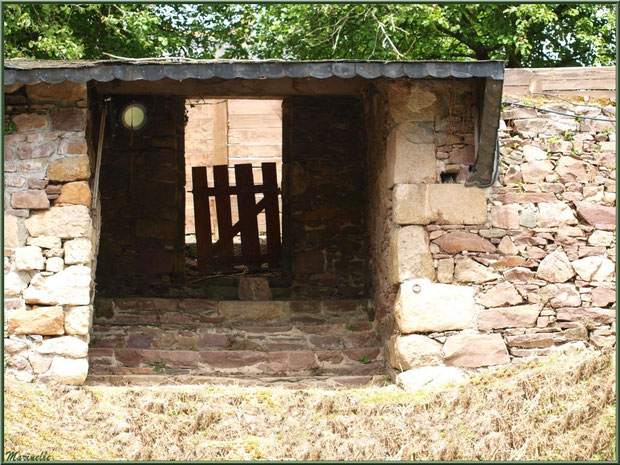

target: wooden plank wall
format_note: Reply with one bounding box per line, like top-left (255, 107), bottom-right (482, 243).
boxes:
top-left (184, 99), bottom-right (283, 236)
top-left (504, 66), bottom-right (616, 99)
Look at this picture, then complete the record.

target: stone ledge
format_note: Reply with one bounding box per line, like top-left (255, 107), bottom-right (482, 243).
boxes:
top-left (393, 183), bottom-right (488, 225)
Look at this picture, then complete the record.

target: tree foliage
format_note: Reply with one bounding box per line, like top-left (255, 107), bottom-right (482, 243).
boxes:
top-left (3, 3), bottom-right (616, 67)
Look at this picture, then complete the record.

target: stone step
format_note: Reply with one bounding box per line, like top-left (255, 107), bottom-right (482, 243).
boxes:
top-left (84, 374), bottom-right (387, 388)
top-left (95, 298), bottom-right (372, 327)
top-left (89, 347), bottom-right (384, 377)
top-left (90, 321), bottom-right (379, 352)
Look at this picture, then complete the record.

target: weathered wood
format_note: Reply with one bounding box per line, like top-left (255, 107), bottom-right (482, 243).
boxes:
top-left (213, 165), bottom-right (234, 271)
top-left (504, 67), bottom-right (616, 98)
top-left (228, 99), bottom-right (283, 114)
top-left (262, 162), bottom-right (282, 269)
top-left (212, 100), bottom-right (229, 165)
top-left (228, 114), bottom-right (283, 129)
top-left (234, 164), bottom-right (261, 270)
top-left (94, 76), bottom-right (370, 97)
top-left (228, 128), bottom-right (282, 144)
top-left (191, 167), bottom-right (213, 273)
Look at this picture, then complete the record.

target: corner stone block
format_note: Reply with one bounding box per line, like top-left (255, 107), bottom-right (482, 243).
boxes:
top-left (8, 306), bottom-right (65, 335)
top-left (393, 184), bottom-right (433, 225)
top-left (47, 155), bottom-right (90, 182)
top-left (443, 333), bottom-right (510, 368)
top-left (38, 336), bottom-right (89, 358)
top-left (386, 126), bottom-right (437, 186)
top-left (64, 306), bottom-right (92, 335)
top-left (26, 82), bottom-right (87, 104)
top-left (393, 184), bottom-right (488, 226)
top-left (23, 265), bottom-right (92, 306)
top-left (43, 357), bottom-right (88, 385)
top-left (388, 334), bottom-right (442, 371)
top-left (389, 226), bottom-right (436, 285)
top-left (427, 184), bottom-right (488, 225)
top-left (56, 181), bottom-right (91, 206)
top-left (395, 279), bottom-right (475, 333)
top-left (63, 238), bottom-right (93, 265)
top-left (25, 205), bottom-right (92, 238)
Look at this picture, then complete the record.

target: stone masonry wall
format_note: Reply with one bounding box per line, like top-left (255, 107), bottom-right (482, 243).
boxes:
top-left (95, 95), bottom-right (186, 297)
top-left (284, 96), bottom-right (369, 299)
top-left (385, 82), bottom-right (616, 384)
top-left (366, 78), bottom-right (481, 364)
top-left (4, 81), bottom-right (96, 384)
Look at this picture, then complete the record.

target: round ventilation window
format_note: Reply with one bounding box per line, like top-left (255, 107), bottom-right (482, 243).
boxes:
top-left (120, 102), bottom-right (148, 131)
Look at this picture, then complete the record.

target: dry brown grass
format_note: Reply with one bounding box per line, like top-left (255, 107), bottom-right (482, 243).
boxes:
top-left (4, 346), bottom-right (616, 461)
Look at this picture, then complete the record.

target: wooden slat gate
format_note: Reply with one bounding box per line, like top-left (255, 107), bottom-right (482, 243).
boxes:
top-left (191, 163), bottom-right (281, 273)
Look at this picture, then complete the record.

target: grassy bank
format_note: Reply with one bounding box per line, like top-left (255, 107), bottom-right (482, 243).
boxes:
top-left (4, 346), bottom-right (616, 461)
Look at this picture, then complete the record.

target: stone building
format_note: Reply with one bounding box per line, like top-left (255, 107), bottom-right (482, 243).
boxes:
top-left (3, 60), bottom-right (615, 386)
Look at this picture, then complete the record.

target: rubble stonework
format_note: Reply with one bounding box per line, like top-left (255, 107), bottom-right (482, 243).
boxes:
top-left (383, 86), bottom-right (616, 380)
top-left (3, 74), bottom-right (616, 386)
top-left (4, 82), bottom-right (95, 385)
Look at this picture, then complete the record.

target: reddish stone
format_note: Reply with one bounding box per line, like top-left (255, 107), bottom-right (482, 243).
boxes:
top-left (200, 350), bottom-right (267, 368)
top-left (265, 351), bottom-right (318, 371)
top-left (433, 231), bottom-right (496, 254)
top-left (555, 307), bottom-right (615, 325)
top-left (316, 351), bottom-right (344, 364)
top-left (51, 108), bottom-right (87, 131)
top-left (491, 256), bottom-right (527, 269)
top-left (126, 332), bottom-right (154, 349)
top-left (478, 304), bottom-right (541, 330)
top-left (59, 139), bottom-right (88, 155)
top-left (28, 179), bottom-right (48, 189)
top-left (308, 334), bottom-right (342, 350)
top-left (11, 190), bottom-right (50, 209)
top-left (12, 113), bottom-right (48, 132)
top-left (197, 333), bottom-right (229, 348)
top-left (30, 142), bottom-right (56, 159)
top-left (444, 334), bottom-right (510, 367)
top-left (503, 267), bottom-right (534, 283)
top-left (146, 350), bottom-right (199, 366)
top-left (448, 145), bottom-right (475, 164)
top-left (178, 298), bottom-right (218, 313)
top-left (591, 287), bottom-right (615, 307)
top-left (5, 174), bottom-right (26, 188)
top-left (17, 146), bottom-right (33, 159)
top-left (506, 333), bottom-right (556, 349)
top-left (45, 184), bottom-right (62, 195)
top-left (343, 347), bottom-right (380, 361)
top-left (114, 349), bottom-right (143, 366)
top-left (490, 205), bottom-right (520, 229)
top-left (574, 201), bottom-right (615, 230)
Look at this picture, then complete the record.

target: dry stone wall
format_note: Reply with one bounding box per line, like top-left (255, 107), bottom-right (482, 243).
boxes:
top-left (4, 82), bottom-right (96, 384)
top-left (383, 82), bottom-right (616, 386)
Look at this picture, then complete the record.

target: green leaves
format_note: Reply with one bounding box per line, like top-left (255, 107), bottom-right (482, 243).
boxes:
top-left (3, 3), bottom-right (616, 67)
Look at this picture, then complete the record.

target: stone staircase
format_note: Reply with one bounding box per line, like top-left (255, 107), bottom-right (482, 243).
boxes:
top-left (86, 297), bottom-right (385, 387)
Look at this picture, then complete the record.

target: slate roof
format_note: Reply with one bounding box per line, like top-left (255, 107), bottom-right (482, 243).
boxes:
top-left (4, 59), bottom-right (504, 84)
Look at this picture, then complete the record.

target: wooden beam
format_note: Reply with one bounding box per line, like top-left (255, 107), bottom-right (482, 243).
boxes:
top-left (93, 76), bottom-right (370, 97)
top-left (212, 100), bottom-right (228, 165)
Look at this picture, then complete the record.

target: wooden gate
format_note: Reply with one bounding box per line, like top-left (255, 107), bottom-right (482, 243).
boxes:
top-left (191, 163), bottom-right (281, 273)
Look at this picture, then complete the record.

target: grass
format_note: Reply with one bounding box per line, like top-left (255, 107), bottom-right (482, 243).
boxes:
top-left (3, 347), bottom-right (616, 461)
